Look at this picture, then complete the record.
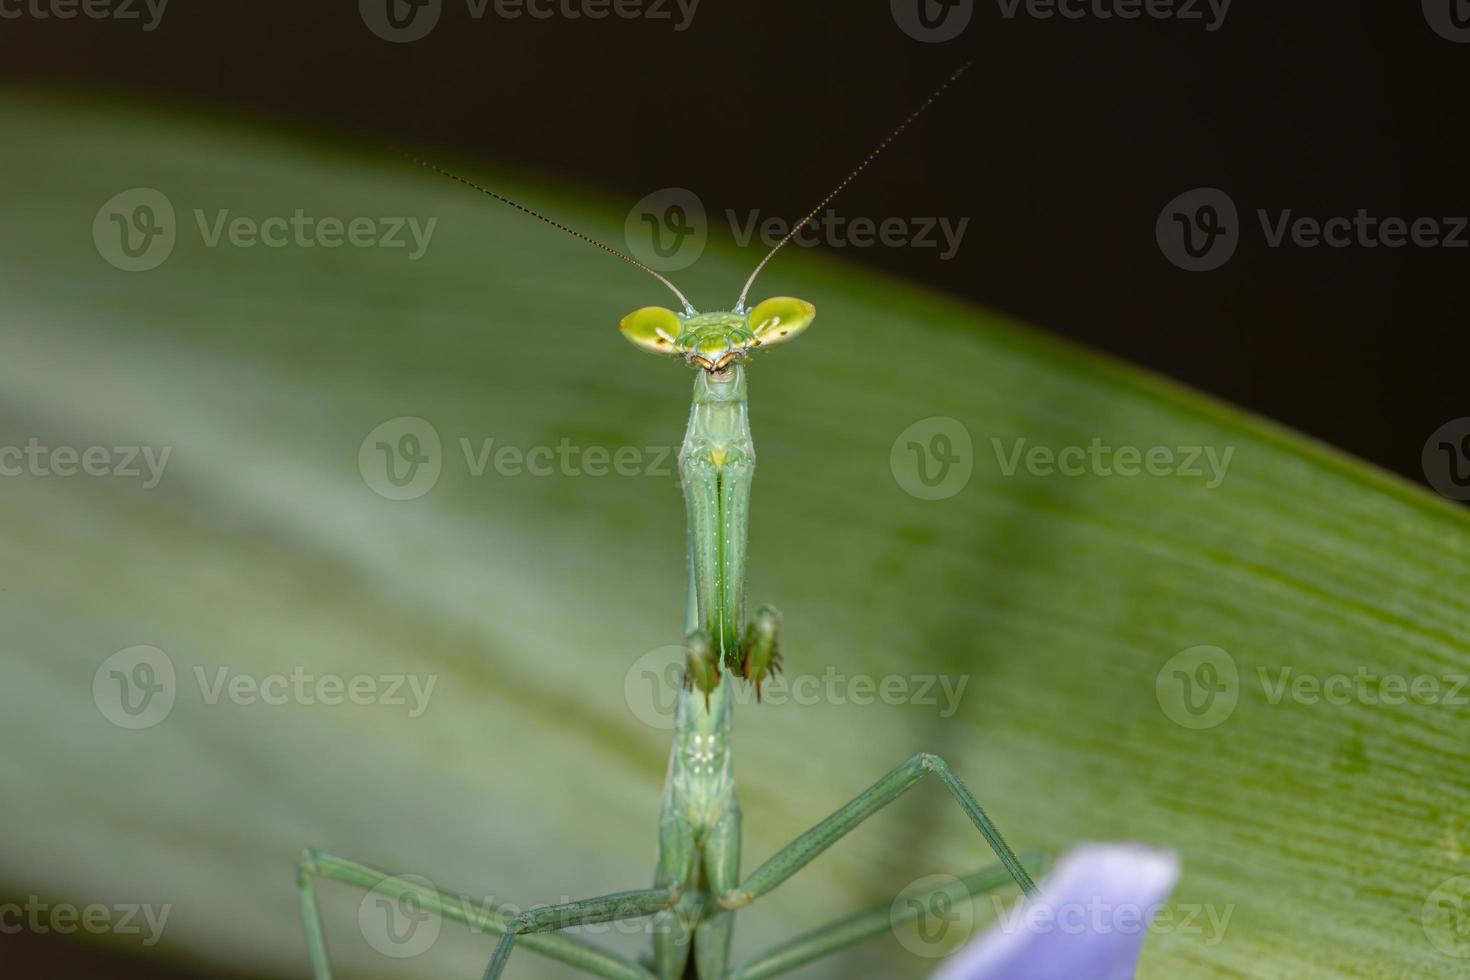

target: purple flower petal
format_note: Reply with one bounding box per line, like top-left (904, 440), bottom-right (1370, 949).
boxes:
top-left (932, 844), bottom-right (1181, 980)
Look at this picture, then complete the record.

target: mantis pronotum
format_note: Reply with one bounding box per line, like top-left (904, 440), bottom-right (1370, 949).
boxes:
top-left (297, 63), bottom-right (1041, 980)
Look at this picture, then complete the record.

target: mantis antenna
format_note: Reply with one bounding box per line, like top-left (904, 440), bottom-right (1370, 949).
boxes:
top-left (400, 151), bottom-right (698, 315)
top-left (734, 61), bottom-right (973, 312)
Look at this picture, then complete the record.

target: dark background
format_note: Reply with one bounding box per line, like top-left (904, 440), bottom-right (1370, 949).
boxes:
top-left (1, 0), bottom-right (1465, 974)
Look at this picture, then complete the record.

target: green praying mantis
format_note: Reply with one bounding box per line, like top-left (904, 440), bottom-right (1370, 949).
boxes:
top-left (297, 63), bottom-right (1043, 980)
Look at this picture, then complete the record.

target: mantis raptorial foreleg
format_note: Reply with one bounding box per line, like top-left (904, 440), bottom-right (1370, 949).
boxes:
top-left (296, 849), bottom-right (671, 980)
top-left (720, 753), bottom-right (1038, 912)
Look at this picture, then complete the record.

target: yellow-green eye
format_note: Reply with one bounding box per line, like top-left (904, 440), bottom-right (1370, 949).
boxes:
top-left (747, 297), bottom-right (815, 348)
top-left (619, 306), bottom-right (683, 355)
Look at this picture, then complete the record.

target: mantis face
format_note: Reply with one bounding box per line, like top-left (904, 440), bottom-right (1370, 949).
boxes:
top-left (619, 297), bottom-right (816, 372)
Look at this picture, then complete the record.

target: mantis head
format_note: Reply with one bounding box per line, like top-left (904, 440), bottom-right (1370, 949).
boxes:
top-left (618, 298), bottom-right (816, 373)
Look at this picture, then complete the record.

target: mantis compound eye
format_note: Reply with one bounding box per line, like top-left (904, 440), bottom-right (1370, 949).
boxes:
top-left (746, 297), bottom-right (815, 349)
top-left (619, 306), bottom-right (683, 355)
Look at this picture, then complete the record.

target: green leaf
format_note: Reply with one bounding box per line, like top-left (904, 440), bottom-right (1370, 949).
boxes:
top-left (1, 92), bottom-right (1467, 979)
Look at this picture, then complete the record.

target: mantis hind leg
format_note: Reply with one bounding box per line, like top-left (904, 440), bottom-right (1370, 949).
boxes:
top-left (296, 848), bottom-right (668, 980)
